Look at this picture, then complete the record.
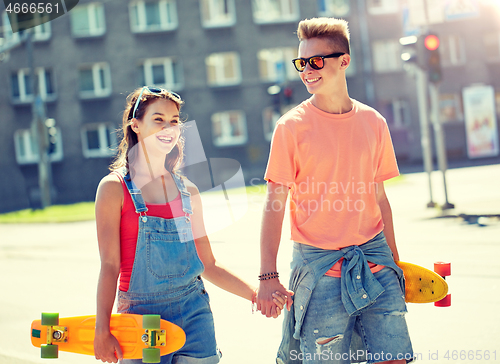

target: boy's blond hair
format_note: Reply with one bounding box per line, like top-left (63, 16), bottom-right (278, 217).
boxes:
top-left (297, 17), bottom-right (350, 54)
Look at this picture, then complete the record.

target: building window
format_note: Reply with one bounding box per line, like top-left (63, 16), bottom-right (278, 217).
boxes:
top-left (440, 35), bottom-right (466, 66)
top-left (317, 0), bottom-right (350, 17)
top-left (130, 0), bottom-right (178, 33)
top-left (14, 128), bottom-right (63, 165)
top-left (78, 63), bottom-right (112, 99)
top-left (70, 2), bottom-right (106, 37)
top-left (262, 104), bottom-right (296, 141)
top-left (484, 32), bottom-right (500, 62)
top-left (263, 107), bottom-right (281, 142)
top-left (200, 0), bottom-right (235, 28)
top-left (440, 94), bottom-right (463, 123)
top-left (496, 92), bottom-right (500, 115)
top-left (14, 129), bottom-right (38, 164)
top-left (212, 110), bottom-right (247, 146)
top-left (11, 68), bottom-right (55, 103)
top-left (206, 52), bottom-right (241, 87)
top-left (81, 123), bottom-right (116, 158)
top-left (379, 99), bottom-right (411, 128)
top-left (33, 16), bottom-right (51, 41)
top-left (258, 47), bottom-right (299, 83)
top-left (367, 0), bottom-right (399, 15)
top-left (1, 11), bottom-right (16, 43)
top-left (2, 11), bottom-right (51, 43)
top-left (138, 58), bottom-right (183, 90)
top-left (372, 40), bottom-right (402, 73)
top-left (252, 0), bottom-right (299, 24)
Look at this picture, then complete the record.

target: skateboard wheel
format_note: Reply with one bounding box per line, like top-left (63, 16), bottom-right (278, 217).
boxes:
top-left (41, 313), bottom-right (59, 326)
top-left (143, 348), bottom-right (161, 363)
top-left (41, 344), bottom-right (59, 359)
top-left (434, 262), bottom-right (451, 277)
top-left (435, 294), bottom-right (451, 307)
top-left (143, 315), bottom-right (161, 330)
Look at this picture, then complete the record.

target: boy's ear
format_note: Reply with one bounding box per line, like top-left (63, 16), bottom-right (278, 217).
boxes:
top-left (341, 54), bottom-right (351, 68)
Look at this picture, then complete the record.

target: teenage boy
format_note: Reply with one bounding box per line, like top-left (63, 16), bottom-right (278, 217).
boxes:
top-left (257, 17), bottom-right (414, 364)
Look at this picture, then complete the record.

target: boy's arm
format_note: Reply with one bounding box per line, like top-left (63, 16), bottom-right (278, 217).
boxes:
top-left (257, 181), bottom-right (294, 318)
top-left (376, 181), bottom-right (399, 262)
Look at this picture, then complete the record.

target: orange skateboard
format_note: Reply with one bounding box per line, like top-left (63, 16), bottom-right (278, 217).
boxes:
top-left (397, 261), bottom-right (451, 306)
top-left (31, 313), bottom-right (186, 363)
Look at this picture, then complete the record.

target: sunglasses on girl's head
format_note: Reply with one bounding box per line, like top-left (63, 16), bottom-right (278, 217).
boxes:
top-left (131, 86), bottom-right (182, 119)
top-left (292, 52), bottom-right (346, 72)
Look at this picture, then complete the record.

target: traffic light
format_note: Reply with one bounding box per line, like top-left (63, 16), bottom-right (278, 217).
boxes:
top-left (400, 33), bottom-right (442, 82)
top-left (400, 35), bottom-right (419, 64)
top-left (45, 118), bottom-right (57, 155)
top-left (423, 33), bottom-right (442, 83)
top-left (283, 86), bottom-right (293, 105)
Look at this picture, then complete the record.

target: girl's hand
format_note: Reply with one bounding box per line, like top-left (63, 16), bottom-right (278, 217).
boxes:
top-left (271, 290), bottom-right (293, 318)
top-left (94, 330), bottom-right (123, 363)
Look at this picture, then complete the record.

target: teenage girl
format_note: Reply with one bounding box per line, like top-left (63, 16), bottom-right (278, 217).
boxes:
top-left (93, 87), bottom-right (290, 363)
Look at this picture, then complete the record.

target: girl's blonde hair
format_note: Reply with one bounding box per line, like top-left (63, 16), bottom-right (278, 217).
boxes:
top-left (111, 87), bottom-right (185, 173)
top-left (297, 17), bottom-right (350, 54)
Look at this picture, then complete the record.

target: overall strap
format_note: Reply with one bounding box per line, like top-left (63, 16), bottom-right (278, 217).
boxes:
top-left (117, 167), bottom-right (148, 216)
top-left (171, 173), bottom-right (193, 221)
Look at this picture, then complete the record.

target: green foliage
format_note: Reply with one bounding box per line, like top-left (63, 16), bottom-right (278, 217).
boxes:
top-left (0, 202), bottom-right (95, 223)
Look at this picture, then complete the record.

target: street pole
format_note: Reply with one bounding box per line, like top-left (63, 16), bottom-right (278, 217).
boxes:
top-left (357, 0), bottom-right (376, 106)
top-left (27, 30), bottom-right (52, 208)
top-left (429, 82), bottom-right (454, 210)
top-left (416, 67), bottom-right (437, 208)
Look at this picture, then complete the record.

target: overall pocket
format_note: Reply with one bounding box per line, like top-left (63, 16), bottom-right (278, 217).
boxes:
top-left (146, 232), bottom-right (190, 279)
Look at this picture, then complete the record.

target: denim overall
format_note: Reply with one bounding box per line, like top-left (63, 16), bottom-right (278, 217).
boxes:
top-left (117, 170), bottom-right (220, 364)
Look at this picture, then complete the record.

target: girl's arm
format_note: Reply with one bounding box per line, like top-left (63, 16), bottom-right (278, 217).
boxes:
top-left (94, 175), bottom-right (124, 363)
top-left (187, 183), bottom-right (285, 318)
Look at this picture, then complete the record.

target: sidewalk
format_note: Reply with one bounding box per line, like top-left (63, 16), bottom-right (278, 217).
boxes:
top-left (0, 164), bottom-right (499, 363)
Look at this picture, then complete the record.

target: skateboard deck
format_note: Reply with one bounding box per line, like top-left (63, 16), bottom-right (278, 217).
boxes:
top-left (397, 261), bottom-right (451, 305)
top-left (31, 313), bottom-right (186, 363)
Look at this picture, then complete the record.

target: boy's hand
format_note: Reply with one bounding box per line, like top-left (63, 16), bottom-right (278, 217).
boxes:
top-left (257, 279), bottom-right (293, 318)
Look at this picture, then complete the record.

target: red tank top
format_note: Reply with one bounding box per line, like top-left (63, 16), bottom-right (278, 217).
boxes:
top-left (115, 173), bottom-right (185, 292)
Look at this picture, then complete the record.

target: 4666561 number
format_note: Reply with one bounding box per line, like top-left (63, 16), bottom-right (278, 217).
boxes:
top-left (444, 350), bottom-right (497, 361)
top-left (6, 2), bottom-right (60, 15)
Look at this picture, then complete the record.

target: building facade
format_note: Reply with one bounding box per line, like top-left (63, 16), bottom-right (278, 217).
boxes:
top-left (0, 0), bottom-right (499, 212)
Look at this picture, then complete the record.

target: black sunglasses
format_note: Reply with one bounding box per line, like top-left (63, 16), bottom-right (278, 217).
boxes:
top-left (292, 52), bottom-right (346, 72)
top-left (132, 86), bottom-right (182, 119)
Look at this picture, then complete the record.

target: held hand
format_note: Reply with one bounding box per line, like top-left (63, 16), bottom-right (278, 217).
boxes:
top-left (272, 291), bottom-right (293, 318)
top-left (94, 330), bottom-right (123, 363)
top-left (257, 279), bottom-right (294, 318)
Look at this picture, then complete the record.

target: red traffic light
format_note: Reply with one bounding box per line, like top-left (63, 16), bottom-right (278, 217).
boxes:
top-left (424, 34), bottom-right (440, 51)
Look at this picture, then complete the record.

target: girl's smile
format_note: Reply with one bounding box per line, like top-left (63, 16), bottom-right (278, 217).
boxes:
top-left (132, 98), bottom-right (181, 155)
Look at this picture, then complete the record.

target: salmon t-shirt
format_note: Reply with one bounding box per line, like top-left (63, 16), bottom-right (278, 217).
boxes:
top-left (264, 98), bottom-right (399, 276)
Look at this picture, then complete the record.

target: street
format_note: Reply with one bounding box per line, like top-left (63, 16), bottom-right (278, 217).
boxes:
top-left (1, 164), bottom-right (499, 363)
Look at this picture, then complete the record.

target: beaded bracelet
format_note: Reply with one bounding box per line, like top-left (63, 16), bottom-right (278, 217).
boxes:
top-left (259, 271), bottom-right (279, 278)
top-left (259, 275), bottom-right (278, 281)
top-left (258, 272), bottom-right (279, 281)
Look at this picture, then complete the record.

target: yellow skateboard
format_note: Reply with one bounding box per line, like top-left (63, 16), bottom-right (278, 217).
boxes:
top-left (397, 261), bottom-right (451, 306)
top-left (31, 313), bottom-right (186, 363)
